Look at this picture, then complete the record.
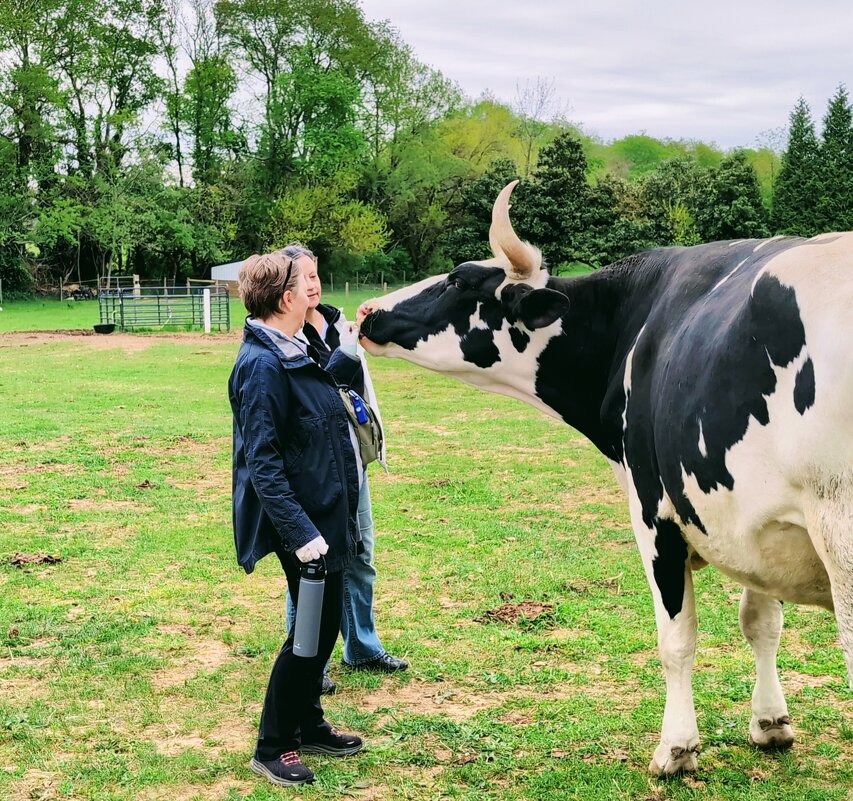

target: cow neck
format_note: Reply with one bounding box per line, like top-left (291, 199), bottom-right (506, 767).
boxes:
top-left (539, 258), bottom-right (664, 461)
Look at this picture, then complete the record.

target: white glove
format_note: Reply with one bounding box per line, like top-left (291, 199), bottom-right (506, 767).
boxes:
top-left (339, 322), bottom-right (359, 356)
top-left (295, 535), bottom-right (329, 563)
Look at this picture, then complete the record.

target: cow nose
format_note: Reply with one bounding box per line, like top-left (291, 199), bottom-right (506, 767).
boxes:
top-left (356, 302), bottom-right (373, 324)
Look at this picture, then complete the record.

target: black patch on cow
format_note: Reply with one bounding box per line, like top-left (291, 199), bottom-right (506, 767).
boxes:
top-left (461, 327), bottom-right (501, 368)
top-left (478, 295), bottom-right (505, 331)
top-left (652, 518), bottom-right (688, 619)
top-left (362, 264), bottom-right (506, 350)
top-left (620, 240), bottom-right (811, 532)
top-left (752, 275), bottom-right (806, 368)
top-left (509, 327), bottom-right (530, 353)
top-left (794, 357), bottom-right (816, 414)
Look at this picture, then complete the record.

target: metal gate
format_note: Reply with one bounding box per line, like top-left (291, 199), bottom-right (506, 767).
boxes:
top-left (98, 284), bottom-right (231, 332)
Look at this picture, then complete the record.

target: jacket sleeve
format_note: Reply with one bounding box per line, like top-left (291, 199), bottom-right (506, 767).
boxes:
top-left (326, 348), bottom-right (365, 395)
top-left (236, 357), bottom-right (321, 553)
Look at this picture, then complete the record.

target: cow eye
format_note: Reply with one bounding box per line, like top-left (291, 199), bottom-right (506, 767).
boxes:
top-left (448, 275), bottom-right (467, 290)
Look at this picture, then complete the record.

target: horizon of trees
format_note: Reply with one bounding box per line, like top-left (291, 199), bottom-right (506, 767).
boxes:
top-left (0, 0), bottom-right (850, 296)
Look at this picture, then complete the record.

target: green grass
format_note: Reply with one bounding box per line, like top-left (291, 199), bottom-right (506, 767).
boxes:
top-left (0, 310), bottom-right (851, 800)
top-left (0, 288), bottom-right (384, 334)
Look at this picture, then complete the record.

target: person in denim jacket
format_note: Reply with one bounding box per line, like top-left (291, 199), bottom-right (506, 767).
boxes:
top-left (229, 252), bottom-right (365, 787)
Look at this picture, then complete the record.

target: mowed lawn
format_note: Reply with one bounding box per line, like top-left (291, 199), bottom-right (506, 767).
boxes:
top-left (1, 323), bottom-right (851, 800)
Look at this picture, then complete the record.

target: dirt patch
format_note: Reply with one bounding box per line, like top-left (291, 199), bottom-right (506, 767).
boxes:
top-left (0, 329), bottom-right (240, 353)
top-left (144, 716), bottom-right (254, 758)
top-left (5, 552), bottom-right (61, 567)
top-left (68, 498), bottom-right (141, 512)
top-left (475, 601), bottom-right (555, 627)
top-left (9, 768), bottom-right (58, 801)
top-left (151, 636), bottom-right (233, 690)
top-left (0, 676), bottom-right (49, 702)
top-left (360, 680), bottom-right (515, 723)
top-left (138, 777), bottom-right (255, 801)
top-left (783, 670), bottom-right (837, 691)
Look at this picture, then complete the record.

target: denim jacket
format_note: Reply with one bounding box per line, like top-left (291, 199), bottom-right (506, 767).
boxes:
top-left (229, 320), bottom-right (363, 574)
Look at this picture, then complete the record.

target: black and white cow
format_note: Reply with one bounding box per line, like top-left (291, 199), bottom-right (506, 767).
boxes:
top-left (357, 181), bottom-right (853, 775)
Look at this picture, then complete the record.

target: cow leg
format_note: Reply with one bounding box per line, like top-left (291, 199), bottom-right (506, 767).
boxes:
top-left (738, 588), bottom-right (794, 750)
top-left (631, 515), bottom-right (700, 776)
top-left (804, 485), bottom-right (853, 684)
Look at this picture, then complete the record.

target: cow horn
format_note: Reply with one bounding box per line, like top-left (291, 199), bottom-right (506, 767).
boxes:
top-left (489, 180), bottom-right (541, 279)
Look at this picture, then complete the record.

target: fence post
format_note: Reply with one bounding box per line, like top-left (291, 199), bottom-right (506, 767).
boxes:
top-left (330, 273), bottom-right (334, 292)
top-left (402, 271), bottom-right (406, 285)
top-left (203, 288), bottom-right (211, 334)
top-left (0, 277), bottom-right (3, 306)
top-left (133, 274), bottom-right (141, 298)
top-left (59, 277), bottom-right (64, 301)
top-left (345, 281), bottom-right (349, 299)
top-left (186, 278), bottom-right (191, 295)
top-left (383, 282), bottom-right (388, 294)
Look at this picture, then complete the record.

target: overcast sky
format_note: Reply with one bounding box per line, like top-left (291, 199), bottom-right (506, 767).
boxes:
top-left (357, 0), bottom-right (852, 149)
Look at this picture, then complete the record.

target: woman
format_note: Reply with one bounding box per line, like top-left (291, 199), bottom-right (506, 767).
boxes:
top-left (279, 244), bottom-right (408, 690)
top-left (228, 251), bottom-right (364, 787)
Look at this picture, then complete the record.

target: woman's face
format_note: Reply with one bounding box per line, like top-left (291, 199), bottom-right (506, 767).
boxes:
top-left (299, 255), bottom-right (322, 309)
top-left (285, 270), bottom-right (310, 324)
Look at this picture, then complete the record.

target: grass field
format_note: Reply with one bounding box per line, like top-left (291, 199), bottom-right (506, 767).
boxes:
top-left (1, 308), bottom-right (851, 800)
top-left (0, 289), bottom-right (382, 334)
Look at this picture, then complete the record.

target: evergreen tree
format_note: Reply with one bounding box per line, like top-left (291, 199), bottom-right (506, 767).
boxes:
top-left (517, 131), bottom-right (592, 267)
top-left (772, 97), bottom-right (821, 235)
top-left (816, 85), bottom-right (853, 231)
top-left (695, 151), bottom-right (769, 241)
top-left (442, 157), bottom-right (519, 263)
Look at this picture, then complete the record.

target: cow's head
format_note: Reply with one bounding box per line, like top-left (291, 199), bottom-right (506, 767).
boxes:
top-left (358, 182), bottom-right (570, 403)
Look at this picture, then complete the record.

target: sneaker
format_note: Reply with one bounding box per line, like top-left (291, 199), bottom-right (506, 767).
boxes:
top-left (321, 674), bottom-right (337, 695)
top-left (249, 752), bottom-right (315, 786)
top-left (301, 725), bottom-right (364, 756)
top-left (349, 653), bottom-right (409, 673)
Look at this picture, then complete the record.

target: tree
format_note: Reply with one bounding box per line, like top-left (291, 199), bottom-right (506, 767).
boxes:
top-left (772, 97), bottom-right (821, 235)
top-left (516, 131), bottom-right (595, 267)
top-left (442, 157), bottom-right (519, 263)
top-left (640, 157), bottom-right (708, 245)
top-left (694, 151), bottom-right (769, 241)
top-left (816, 85), bottom-right (853, 232)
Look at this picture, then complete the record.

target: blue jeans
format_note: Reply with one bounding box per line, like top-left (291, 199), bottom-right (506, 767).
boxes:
top-left (286, 476), bottom-right (386, 667)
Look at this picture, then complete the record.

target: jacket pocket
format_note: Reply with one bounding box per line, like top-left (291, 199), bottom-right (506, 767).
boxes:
top-left (287, 418), bottom-right (342, 515)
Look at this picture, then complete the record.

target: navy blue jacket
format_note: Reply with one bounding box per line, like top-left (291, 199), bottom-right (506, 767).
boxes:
top-left (229, 320), bottom-right (363, 574)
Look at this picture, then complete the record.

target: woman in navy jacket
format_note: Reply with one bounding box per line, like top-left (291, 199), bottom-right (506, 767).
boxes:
top-left (229, 251), bottom-right (364, 787)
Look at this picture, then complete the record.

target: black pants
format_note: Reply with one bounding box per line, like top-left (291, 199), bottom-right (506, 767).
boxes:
top-left (255, 550), bottom-right (344, 760)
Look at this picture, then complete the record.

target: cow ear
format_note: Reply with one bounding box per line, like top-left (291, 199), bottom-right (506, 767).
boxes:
top-left (502, 284), bottom-right (569, 330)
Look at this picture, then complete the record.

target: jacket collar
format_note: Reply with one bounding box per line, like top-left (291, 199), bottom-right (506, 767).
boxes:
top-left (243, 318), bottom-right (314, 369)
top-left (316, 303), bottom-right (341, 326)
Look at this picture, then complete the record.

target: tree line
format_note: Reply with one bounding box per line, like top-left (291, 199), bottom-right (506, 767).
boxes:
top-left (0, 0), bottom-right (850, 295)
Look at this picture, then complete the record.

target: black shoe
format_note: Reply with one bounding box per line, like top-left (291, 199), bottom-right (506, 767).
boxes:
top-left (301, 725), bottom-right (363, 756)
top-left (321, 674), bottom-right (336, 695)
top-left (351, 653), bottom-right (409, 673)
top-left (249, 752), bottom-right (315, 786)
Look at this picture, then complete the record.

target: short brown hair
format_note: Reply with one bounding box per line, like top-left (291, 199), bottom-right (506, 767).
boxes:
top-left (238, 252), bottom-right (302, 319)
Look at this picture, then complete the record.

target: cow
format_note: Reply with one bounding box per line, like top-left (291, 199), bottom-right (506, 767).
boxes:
top-left (356, 181), bottom-right (853, 776)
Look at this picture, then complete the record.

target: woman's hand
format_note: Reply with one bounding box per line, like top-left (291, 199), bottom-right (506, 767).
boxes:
top-left (339, 322), bottom-right (359, 356)
top-left (295, 535), bottom-right (329, 563)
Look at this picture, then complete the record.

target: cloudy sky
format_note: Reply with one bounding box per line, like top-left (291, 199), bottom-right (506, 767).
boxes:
top-left (358, 0), bottom-right (852, 149)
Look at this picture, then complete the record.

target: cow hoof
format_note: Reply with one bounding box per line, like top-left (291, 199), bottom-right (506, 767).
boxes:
top-left (648, 743), bottom-right (701, 776)
top-left (748, 715), bottom-right (794, 751)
